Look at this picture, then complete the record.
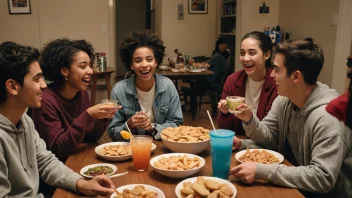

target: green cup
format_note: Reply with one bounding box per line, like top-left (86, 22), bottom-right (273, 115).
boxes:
top-left (226, 96), bottom-right (245, 114)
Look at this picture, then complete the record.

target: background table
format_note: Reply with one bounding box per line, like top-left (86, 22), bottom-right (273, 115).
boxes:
top-left (157, 69), bottom-right (215, 120)
top-left (53, 141), bottom-right (303, 198)
top-left (90, 67), bottom-right (116, 106)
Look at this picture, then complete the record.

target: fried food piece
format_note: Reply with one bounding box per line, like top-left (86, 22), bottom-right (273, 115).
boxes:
top-left (205, 179), bottom-right (221, 190)
top-left (191, 182), bottom-right (210, 197)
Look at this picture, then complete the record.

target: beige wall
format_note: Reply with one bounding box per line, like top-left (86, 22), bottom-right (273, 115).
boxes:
top-left (160, 0), bottom-right (217, 60)
top-left (0, 0), bottom-right (41, 48)
top-left (278, 0), bottom-right (339, 88)
top-left (0, 0), bottom-right (113, 65)
top-left (234, 0), bottom-right (279, 71)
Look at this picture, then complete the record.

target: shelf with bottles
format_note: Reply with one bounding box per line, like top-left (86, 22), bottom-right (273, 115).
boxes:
top-left (222, 0), bottom-right (236, 16)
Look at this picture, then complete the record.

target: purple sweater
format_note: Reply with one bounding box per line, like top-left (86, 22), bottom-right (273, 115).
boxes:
top-left (31, 85), bottom-right (108, 161)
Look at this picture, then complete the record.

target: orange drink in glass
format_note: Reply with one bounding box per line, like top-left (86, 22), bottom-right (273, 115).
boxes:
top-left (130, 135), bottom-right (153, 171)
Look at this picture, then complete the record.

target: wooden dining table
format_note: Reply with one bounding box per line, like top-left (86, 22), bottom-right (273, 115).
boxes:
top-left (53, 141), bottom-right (303, 198)
top-left (157, 69), bottom-right (215, 120)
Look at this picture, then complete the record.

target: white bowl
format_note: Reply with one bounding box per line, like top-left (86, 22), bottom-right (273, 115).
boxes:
top-left (159, 65), bottom-right (169, 70)
top-left (110, 184), bottom-right (165, 198)
top-left (170, 68), bottom-right (180, 72)
top-left (80, 163), bottom-right (117, 179)
top-left (161, 138), bottom-right (210, 154)
top-left (175, 176), bottom-right (237, 198)
top-left (235, 149), bottom-right (284, 164)
top-left (95, 142), bottom-right (156, 161)
top-left (150, 153), bottom-right (205, 179)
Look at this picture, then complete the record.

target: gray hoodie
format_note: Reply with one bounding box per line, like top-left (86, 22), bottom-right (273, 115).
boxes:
top-left (0, 113), bottom-right (82, 198)
top-left (242, 82), bottom-right (352, 196)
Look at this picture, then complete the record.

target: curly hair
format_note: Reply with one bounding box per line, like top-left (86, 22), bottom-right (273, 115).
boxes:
top-left (120, 31), bottom-right (165, 71)
top-left (0, 41), bottom-right (40, 103)
top-left (40, 38), bottom-right (95, 85)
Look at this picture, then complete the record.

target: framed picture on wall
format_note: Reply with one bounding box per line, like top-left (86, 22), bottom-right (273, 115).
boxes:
top-left (188, 0), bottom-right (208, 14)
top-left (8, 0), bottom-right (31, 14)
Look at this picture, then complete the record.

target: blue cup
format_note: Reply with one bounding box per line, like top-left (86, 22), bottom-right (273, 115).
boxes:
top-left (210, 129), bottom-right (235, 179)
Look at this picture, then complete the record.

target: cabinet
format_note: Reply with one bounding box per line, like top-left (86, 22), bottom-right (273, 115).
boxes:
top-left (219, 0), bottom-right (236, 77)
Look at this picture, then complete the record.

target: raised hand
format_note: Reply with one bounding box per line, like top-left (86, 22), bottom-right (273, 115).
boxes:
top-left (234, 103), bottom-right (253, 123)
top-left (127, 111), bottom-right (152, 131)
top-left (86, 103), bottom-right (119, 119)
top-left (218, 99), bottom-right (229, 114)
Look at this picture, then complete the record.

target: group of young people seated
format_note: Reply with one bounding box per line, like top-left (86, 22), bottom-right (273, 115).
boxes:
top-left (0, 30), bottom-right (351, 197)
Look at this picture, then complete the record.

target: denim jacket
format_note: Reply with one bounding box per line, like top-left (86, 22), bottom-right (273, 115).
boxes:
top-left (108, 74), bottom-right (183, 141)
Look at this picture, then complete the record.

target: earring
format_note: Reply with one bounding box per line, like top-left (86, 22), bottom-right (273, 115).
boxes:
top-left (64, 76), bottom-right (68, 81)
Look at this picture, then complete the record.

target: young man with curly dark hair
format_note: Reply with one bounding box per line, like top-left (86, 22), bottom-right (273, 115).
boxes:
top-left (0, 41), bottom-right (115, 197)
top-left (31, 38), bottom-right (118, 161)
top-left (108, 31), bottom-right (183, 141)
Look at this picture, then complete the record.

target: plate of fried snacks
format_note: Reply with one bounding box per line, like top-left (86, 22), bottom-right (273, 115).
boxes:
top-left (161, 126), bottom-right (210, 154)
top-left (95, 142), bottom-right (156, 161)
top-left (110, 184), bottom-right (165, 198)
top-left (175, 176), bottom-right (237, 198)
top-left (80, 163), bottom-right (117, 179)
top-left (150, 153), bottom-right (205, 178)
top-left (235, 149), bottom-right (284, 164)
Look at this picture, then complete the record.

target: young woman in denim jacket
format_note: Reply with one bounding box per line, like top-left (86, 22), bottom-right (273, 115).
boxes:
top-left (108, 31), bottom-right (183, 141)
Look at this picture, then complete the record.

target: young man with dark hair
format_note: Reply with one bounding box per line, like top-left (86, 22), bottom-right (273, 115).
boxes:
top-left (0, 41), bottom-right (115, 197)
top-left (230, 39), bottom-right (352, 197)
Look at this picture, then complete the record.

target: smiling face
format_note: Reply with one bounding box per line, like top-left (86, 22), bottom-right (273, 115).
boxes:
top-left (61, 51), bottom-right (93, 91)
top-left (240, 38), bottom-right (270, 79)
top-left (16, 61), bottom-right (47, 108)
top-left (270, 53), bottom-right (295, 97)
top-left (130, 47), bottom-right (157, 86)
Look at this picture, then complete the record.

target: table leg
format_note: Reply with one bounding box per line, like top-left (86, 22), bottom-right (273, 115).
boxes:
top-left (105, 73), bottom-right (112, 99)
top-left (190, 80), bottom-right (197, 120)
top-left (91, 74), bottom-right (98, 106)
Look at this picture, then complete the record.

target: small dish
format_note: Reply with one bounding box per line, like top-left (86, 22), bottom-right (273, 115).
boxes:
top-left (190, 69), bottom-right (202, 73)
top-left (95, 142), bottom-right (157, 162)
top-left (170, 68), bottom-right (180, 72)
top-left (235, 149), bottom-right (284, 164)
top-left (150, 153), bottom-right (205, 178)
top-left (110, 184), bottom-right (165, 198)
top-left (80, 163), bottom-right (117, 179)
top-left (175, 176), bottom-right (237, 198)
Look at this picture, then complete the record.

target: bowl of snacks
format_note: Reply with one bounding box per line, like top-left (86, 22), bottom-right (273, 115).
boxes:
top-left (110, 184), bottom-right (165, 198)
top-left (80, 163), bottom-right (117, 179)
top-left (161, 126), bottom-right (210, 154)
top-left (175, 176), bottom-right (237, 198)
top-left (150, 153), bottom-right (205, 178)
top-left (95, 141), bottom-right (156, 161)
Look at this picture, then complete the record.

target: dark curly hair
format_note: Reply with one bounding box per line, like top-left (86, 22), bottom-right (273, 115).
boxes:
top-left (120, 31), bottom-right (165, 71)
top-left (0, 41), bottom-right (40, 103)
top-left (40, 38), bottom-right (95, 86)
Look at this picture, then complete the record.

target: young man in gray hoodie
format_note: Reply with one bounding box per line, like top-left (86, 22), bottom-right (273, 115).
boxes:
top-left (228, 39), bottom-right (352, 197)
top-left (0, 41), bottom-right (116, 197)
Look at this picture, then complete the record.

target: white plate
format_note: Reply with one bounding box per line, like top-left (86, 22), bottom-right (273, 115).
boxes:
top-left (175, 176), bottom-right (237, 198)
top-left (80, 163), bottom-right (117, 179)
top-left (170, 68), bottom-right (180, 72)
top-left (95, 142), bottom-right (157, 162)
top-left (190, 69), bottom-right (202, 73)
top-left (150, 153), bottom-right (205, 178)
top-left (110, 184), bottom-right (165, 198)
top-left (235, 149), bottom-right (284, 164)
